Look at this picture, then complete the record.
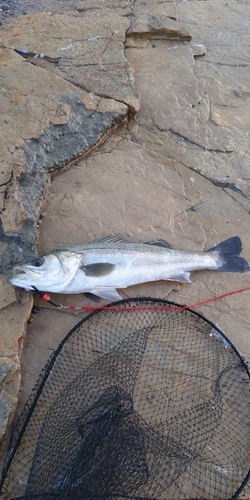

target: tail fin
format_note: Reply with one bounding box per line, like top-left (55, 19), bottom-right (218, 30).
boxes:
top-left (207, 236), bottom-right (250, 272)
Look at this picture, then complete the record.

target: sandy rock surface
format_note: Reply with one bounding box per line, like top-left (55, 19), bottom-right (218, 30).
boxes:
top-left (0, 0), bottom-right (250, 497)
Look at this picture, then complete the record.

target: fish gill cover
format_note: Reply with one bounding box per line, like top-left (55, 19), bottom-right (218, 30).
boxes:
top-left (0, 298), bottom-right (250, 500)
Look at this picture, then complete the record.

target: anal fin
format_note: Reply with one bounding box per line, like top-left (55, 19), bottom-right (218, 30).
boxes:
top-left (83, 292), bottom-right (103, 303)
top-left (90, 287), bottom-right (122, 301)
top-left (166, 272), bottom-right (191, 283)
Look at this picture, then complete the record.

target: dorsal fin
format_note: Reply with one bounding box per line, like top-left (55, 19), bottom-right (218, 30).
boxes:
top-left (145, 239), bottom-right (173, 249)
top-left (90, 235), bottom-right (173, 249)
top-left (90, 234), bottom-right (130, 244)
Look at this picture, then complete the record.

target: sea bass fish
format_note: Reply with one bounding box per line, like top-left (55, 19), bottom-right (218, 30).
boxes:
top-left (8, 235), bottom-right (250, 301)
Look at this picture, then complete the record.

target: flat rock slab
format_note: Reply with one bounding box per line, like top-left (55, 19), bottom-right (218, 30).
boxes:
top-left (0, 0), bottom-right (191, 464)
top-left (0, 0), bottom-right (132, 27)
top-left (132, 0), bottom-right (177, 18)
top-left (0, 37), bottom-right (128, 453)
top-left (0, 296), bottom-right (33, 464)
top-left (1, 11), bottom-right (140, 111)
top-left (0, 5), bottom-right (136, 455)
top-left (1, 0), bottom-right (250, 497)
top-left (127, 14), bottom-right (191, 40)
top-left (0, 47), bottom-right (127, 272)
top-left (38, 137), bottom-right (205, 255)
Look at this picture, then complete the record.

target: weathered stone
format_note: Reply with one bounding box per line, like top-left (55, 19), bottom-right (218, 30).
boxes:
top-left (0, 362), bottom-right (19, 447)
top-left (132, 0), bottom-right (177, 19)
top-left (0, 277), bottom-right (16, 310)
top-left (75, 0), bottom-right (130, 13)
top-left (125, 4), bottom-right (242, 154)
top-left (0, 6), bottom-right (133, 469)
top-left (0, 48), bottom-right (128, 272)
top-left (38, 138), bottom-right (205, 256)
top-left (127, 14), bottom-right (191, 40)
top-left (18, 308), bottom-right (83, 412)
top-left (0, 296), bottom-right (33, 455)
top-left (0, 11), bottom-right (140, 112)
top-left (175, 0), bottom-right (250, 183)
top-left (1, 0), bottom-right (250, 496)
top-left (126, 42), bottom-right (239, 152)
top-left (19, 126), bottom-right (250, 500)
top-left (1, 0), bottom-right (133, 27)
top-left (0, 298), bottom-right (32, 358)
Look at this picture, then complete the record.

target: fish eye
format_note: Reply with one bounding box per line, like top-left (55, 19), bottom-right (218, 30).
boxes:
top-left (31, 258), bottom-right (44, 267)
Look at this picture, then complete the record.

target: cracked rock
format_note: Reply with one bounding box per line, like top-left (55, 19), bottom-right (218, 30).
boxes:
top-left (0, 11), bottom-right (140, 111)
top-left (127, 14), bottom-right (191, 40)
top-left (0, 48), bottom-right (128, 272)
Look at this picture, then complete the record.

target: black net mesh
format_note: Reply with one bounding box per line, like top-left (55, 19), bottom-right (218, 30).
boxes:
top-left (1, 298), bottom-right (250, 500)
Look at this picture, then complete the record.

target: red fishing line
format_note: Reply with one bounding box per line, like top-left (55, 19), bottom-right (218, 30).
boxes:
top-left (39, 286), bottom-right (250, 311)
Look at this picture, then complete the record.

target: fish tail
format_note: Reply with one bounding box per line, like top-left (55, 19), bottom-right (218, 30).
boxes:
top-left (206, 236), bottom-right (250, 272)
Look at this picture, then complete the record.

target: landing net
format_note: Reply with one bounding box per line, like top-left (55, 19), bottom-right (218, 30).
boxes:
top-left (1, 298), bottom-right (250, 499)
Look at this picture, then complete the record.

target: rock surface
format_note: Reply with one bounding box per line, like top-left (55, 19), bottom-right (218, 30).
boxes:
top-left (0, 0), bottom-right (134, 466)
top-left (0, 47), bottom-right (128, 268)
top-left (1, 11), bottom-right (140, 111)
top-left (0, 295), bottom-right (32, 469)
top-left (1, 0), bottom-right (250, 497)
top-left (127, 14), bottom-right (191, 40)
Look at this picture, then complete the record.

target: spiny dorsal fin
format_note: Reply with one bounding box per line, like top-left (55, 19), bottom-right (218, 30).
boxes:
top-left (90, 234), bottom-right (130, 244)
top-left (81, 262), bottom-right (116, 277)
top-left (145, 239), bottom-right (173, 249)
top-left (90, 234), bottom-right (173, 249)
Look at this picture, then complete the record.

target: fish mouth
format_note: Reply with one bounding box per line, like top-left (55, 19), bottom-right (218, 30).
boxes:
top-left (11, 266), bottom-right (43, 279)
top-left (12, 267), bottom-right (26, 275)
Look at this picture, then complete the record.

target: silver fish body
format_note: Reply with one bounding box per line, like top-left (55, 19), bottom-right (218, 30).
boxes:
top-left (8, 235), bottom-right (250, 300)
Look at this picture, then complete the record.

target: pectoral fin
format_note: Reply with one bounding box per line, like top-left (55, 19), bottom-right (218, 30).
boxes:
top-left (90, 287), bottom-right (122, 301)
top-left (81, 263), bottom-right (115, 277)
top-left (166, 272), bottom-right (191, 283)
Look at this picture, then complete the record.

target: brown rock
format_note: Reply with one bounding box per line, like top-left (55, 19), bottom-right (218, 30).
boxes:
top-left (38, 139), bottom-right (205, 256)
top-left (80, 92), bottom-right (100, 111)
top-left (175, 0), bottom-right (250, 181)
top-left (97, 98), bottom-right (128, 113)
top-left (17, 308), bottom-right (84, 413)
top-left (82, 92), bottom-right (128, 113)
top-left (127, 14), bottom-right (191, 40)
top-left (0, 277), bottom-right (16, 310)
top-left (0, 11), bottom-right (140, 112)
top-left (1, 0), bottom-right (250, 496)
top-left (126, 42), bottom-right (237, 152)
top-left (132, 0), bottom-right (177, 19)
top-left (0, 297), bottom-right (33, 451)
top-left (0, 299), bottom-right (32, 359)
top-left (0, 24), bottom-right (129, 463)
top-left (75, 0), bottom-right (130, 12)
top-left (0, 47), bottom-right (128, 271)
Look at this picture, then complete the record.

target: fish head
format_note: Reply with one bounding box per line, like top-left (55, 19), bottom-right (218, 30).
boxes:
top-left (8, 250), bottom-right (83, 292)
